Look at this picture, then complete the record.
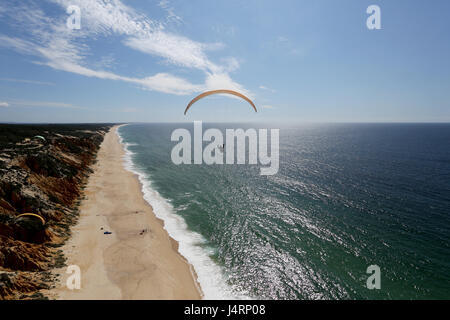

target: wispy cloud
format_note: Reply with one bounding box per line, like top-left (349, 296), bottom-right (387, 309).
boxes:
top-left (158, 0), bottom-right (183, 25)
top-left (0, 0), bottom-right (249, 96)
top-left (0, 35), bottom-right (38, 56)
top-left (92, 54), bottom-right (116, 70)
top-left (263, 35), bottom-right (305, 58)
top-left (221, 57), bottom-right (241, 73)
top-left (123, 35), bottom-right (219, 72)
top-left (0, 78), bottom-right (55, 86)
top-left (259, 85), bottom-right (276, 93)
top-left (5, 100), bottom-right (87, 109)
top-left (277, 36), bottom-right (289, 43)
top-left (0, 102), bottom-right (9, 107)
top-left (262, 105), bottom-right (274, 109)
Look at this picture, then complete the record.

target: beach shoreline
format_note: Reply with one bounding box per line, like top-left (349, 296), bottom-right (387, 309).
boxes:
top-left (48, 125), bottom-right (202, 299)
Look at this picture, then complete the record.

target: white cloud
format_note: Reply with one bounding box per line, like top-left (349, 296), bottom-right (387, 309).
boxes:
top-left (0, 34), bottom-right (203, 95)
top-left (262, 105), bottom-right (274, 109)
top-left (124, 34), bottom-right (219, 72)
top-left (0, 102), bottom-right (9, 107)
top-left (0, 0), bottom-right (249, 97)
top-left (204, 73), bottom-right (252, 99)
top-left (50, 0), bottom-right (222, 72)
top-left (136, 73), bottom-right (204, 95)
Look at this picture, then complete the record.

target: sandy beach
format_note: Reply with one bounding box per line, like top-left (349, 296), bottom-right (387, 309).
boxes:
top-left (49, 125), bottom-right (202, 299)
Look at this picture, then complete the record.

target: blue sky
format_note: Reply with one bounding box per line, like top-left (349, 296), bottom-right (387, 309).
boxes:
top-left (0, 0), bottom-right (449, 123)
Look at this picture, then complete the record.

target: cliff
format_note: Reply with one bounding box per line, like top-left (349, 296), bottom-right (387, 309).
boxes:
top-left (0, 124), bottom-right (112, 299)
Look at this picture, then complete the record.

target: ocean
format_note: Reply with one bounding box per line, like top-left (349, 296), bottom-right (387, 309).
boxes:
top-left (118, 123), bottom-right (450, 300)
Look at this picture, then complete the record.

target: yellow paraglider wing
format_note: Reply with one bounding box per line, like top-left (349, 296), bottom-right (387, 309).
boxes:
top-left (184, 90), bottom-right (257, 115)
top-left (16, 213), bottom-right (46, 225)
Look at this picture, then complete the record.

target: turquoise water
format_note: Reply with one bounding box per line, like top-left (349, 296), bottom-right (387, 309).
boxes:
top-left (118, 123), bottom-right (450, 300)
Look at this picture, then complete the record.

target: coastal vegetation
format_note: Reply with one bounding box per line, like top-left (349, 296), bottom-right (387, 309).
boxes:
top-left (0, 124), bottom-right (112, 299)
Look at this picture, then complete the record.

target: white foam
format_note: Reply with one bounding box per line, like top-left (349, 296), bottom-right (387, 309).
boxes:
top-left (116, 125), bottom-right (249, 300)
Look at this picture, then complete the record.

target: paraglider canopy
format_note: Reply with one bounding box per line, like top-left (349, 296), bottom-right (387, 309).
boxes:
top-left (33, 135), bottom-right (46, 143)
top-left (184, 90), bottom-right (257, 115)
top-left (16, 213), bottom-right (46, 225)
